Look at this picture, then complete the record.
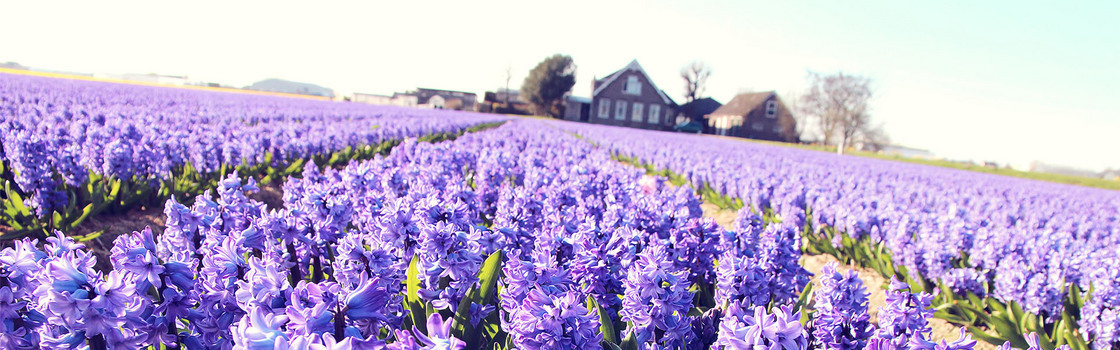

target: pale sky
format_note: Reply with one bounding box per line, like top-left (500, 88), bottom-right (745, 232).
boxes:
top-left (2, 0), bottom-right (1117, 172)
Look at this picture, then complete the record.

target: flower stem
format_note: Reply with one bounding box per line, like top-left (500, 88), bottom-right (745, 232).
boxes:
top-left (334, 306), bottom-right (347, 342)
top-left (88, 334), bottom-right (106, 350)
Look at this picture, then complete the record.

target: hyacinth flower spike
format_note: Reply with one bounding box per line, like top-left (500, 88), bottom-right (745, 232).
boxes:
top-left (411, 313), bottom-right (466, 350)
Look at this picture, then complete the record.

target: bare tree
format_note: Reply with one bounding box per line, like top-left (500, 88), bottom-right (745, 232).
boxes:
top-left (784, 89), bottom-right (809, 142)
top-left (503, 64), bottom-right (513, 105)
top-left (681, 61), bottom-right (711, 104)
top-left (798, 71), bottom-right (875, 154)
top-left (859, 123), bottom-right (891, 151)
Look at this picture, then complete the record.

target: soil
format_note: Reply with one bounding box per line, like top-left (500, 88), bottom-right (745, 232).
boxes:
top-left (2, 157), bottom-right (998, 348)
top-left (801, 254), bottom-right (993, 349)
top-left (700, 202), bottom-right (738, 229)
top-left (0, 178), bottom-right (289, 272)
top-left (701, 203), bottom-right (996, 349)
top-left (250, 179), bottom-right (286, 210)
top-left (70, 204), bottom-right (167, 271)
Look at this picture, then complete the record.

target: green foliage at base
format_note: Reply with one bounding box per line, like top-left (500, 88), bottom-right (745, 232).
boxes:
top-left (0, 121), bottom-right (507, 240)
top-left (605, 149), bottom-right (1093, 350)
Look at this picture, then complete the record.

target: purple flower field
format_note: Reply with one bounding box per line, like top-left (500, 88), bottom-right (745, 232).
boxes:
top-left (553, 120), bottom-right (1120, 349)
top-left (0, 75), bottom-right (1113, 349)
top-left (0, 73), bottom-right (505, 234)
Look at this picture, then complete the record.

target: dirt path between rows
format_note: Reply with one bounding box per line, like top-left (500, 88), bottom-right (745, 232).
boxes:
top-left (700, 203), bottom-right (995, 349)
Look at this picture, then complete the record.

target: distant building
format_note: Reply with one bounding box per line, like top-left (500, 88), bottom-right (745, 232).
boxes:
top-left (352, 92), bottom-right (419, 107)
top-left (674, 97), bottom-right (722, 133)
top-left (589, 60), bottom-right (677, 131)
top-left (481, 88), bottom-right (532, 115)
top-left (93, 73), bottom-right (190, 86)
top-left (0, 61), bottom-right (27, 70)
top-left (352, 88), bottom-right (475, 110)
top-left (485, 88), bottom-right (523, 104)
top-left (125, 73), bottom-right (189, 86)
top-left (1029, 161), bottom-right (1098, 178)
top-left (245, 79), bottom-right (335, 98)
top-left (877, 145), bottom-right (935, 159)
top-left (1101, 169), bottom-right (1120, 180)
top-left (706, 91), bottom-right (798, 143)
top-left (412, 88), bottom-right (477, 110)
top-left (562, 95), bottom-right (591, 122)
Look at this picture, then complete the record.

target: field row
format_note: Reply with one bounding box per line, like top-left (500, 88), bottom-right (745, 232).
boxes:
top-left (553, 120), bottom-right (1118, 350)
top-left (0, 120), bottom-right (985, 350)
top-left (0, 72), bottom-right (506, 236)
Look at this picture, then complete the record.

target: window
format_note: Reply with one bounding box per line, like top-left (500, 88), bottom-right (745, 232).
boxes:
top-left (765, 100), bottom-right (778, 118)
top-left (773, 124), bottom-right (782, 133)
top-left (622, 75), bottom-right (642, 95)
top-left (598, 98), bottom-right (611, 118)
top-left (649, 104), bottom-right (661, 124)
top-left (614, 100), bottom-right (627, 120)
top-left (632, 103), bottom-right (644, 121)
top-left (752, 122), bottom-right (764, 131)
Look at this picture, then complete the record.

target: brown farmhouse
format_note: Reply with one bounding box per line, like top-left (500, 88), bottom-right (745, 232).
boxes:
top-left (706, 91), bottom-right (798, 143)
top-left (588, 60), bottom-right (677, 131)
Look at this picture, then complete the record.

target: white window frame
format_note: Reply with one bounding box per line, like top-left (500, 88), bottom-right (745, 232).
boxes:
top-left (631, 102), bottom-right (644, 122)
top-left (614, 100), bottom-right (627, 120)
top-left (598, 98), bottom-right (611, 118)
top-left (752, 122), bottom-right (764, 131)
top-left (622, 75), bottom-right (642, 95)
top-left (765, 100), bottom-right (778, 118)
top-left (649, 104), bottom-right (661, 124)
top-left (772, 124), bottom-right (782, 133)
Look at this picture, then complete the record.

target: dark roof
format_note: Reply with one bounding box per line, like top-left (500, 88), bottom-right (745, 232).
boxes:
top-left (592, 60), bottom-right (674, 105)
top-left (707, 91), bottom-right (775, 118)
top-left (679, 97), bottom-right (722, 120)
top-left (417, 87), bottom-right (476, 96)
top-left (673, 120), bottom-right (704, 132)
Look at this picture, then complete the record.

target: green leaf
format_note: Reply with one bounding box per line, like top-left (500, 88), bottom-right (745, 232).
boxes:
top-left (3, 200), bottom-right (19, 218)
top-left (619, 328), bottom-right (638, 350)
top-left (405, 255), bottom-right (428, 334)
top-left (6, 187), bottom-right (29, 216)
top-left (0, 228), bottom-right (31, 240)
top-left (1068, 283), bottom-right (1085, 310)
top-left (1060, 311), bottom-right (1082, 350)
top-left (452, 250), bottom-right (503, 349)
top-left (67, 203), bottom-right (94, 231)
top-left (966, 292), bottom-right (984, 310)
top-left (695, 283), bottom-right (716, 309)
top-left (285, 158), bottom-right (306, 176)
top-left (475, 250), bottom-right (503, 308)
top-left (987, 298), bottom-right (1006, 315)
top-left (933, 310), bottom-right (970, 326)
top-left (1008, 301), bottom-right (1026, 330)
top-left (967, 325), bottom-right (1009, 346)
top-left (990, 315), bottom-right (1028, 349)
top-left (108, 180), bottom-right (122, 201)
top-left (1023, 313), bottom-right (1040, 334)
top-left (602, 341), bottom-right (623, 350)
top-left (953, 299), bottom-right (991, 324)
top-left (792, 282), bottom-right (813, 313)
top-left (1051, 320), bottom-right (1067, 347)
top-left (74, 230), bottom-right (104, 242)
top-left (1033, 328), bottom-right (1055, 350)
top-left (588, 296), bottom-right (619, 345)
top-left (1064, 330), bottom-right (1089, 350)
